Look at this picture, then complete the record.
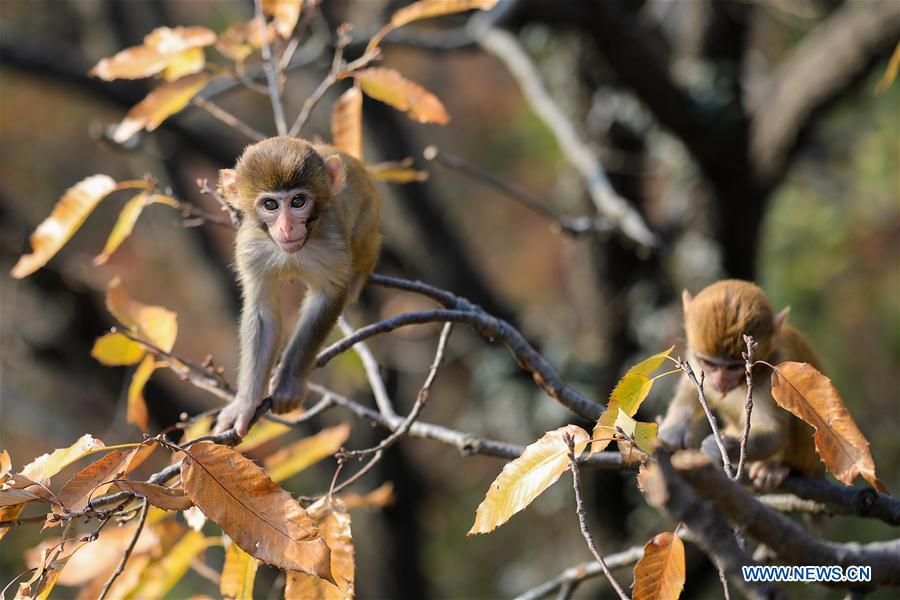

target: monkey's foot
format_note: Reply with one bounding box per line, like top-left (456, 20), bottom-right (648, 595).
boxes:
top-left (748, 461), bottom-right (790, 492)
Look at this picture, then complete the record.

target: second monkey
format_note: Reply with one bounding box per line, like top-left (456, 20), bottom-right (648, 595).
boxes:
top-left (215, 137), bottom-right (381, 436)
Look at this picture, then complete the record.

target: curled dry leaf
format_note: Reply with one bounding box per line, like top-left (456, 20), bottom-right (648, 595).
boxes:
top-left (181, 442), bottom-right (332, 581)
top-left (770, 361), bottom-right (888, 492)
top-left (113, 479), bottom-right (192, 511)
top-left (220, 543), bottom-right (260, 600)
top-left (391, 0), bottom-right (500, 27)
top-left (11, 175), bottom-right (117, 279)
top-left (286, 499), bottom-right (355, 600)
top-left (16, 545), bottom-right (71, 600)
top-left (468, 425), bottom-right (589, 536)
top-left (263, 423), bottom-right (351, 483)
top-left (262, 0), bottom-right (303, 38)
top-left (113, 73), bottom-right (210, 143)
top-left (90, 26), bottom-right (215, 81)
top-left (367, 158), bottom-right (429, 183)
top-left (105, 276), bottom-right (178, 352)
top-left (355, 67), bottom-right (449, 125)
top-left (331, 87), bottom-right (364, 161)
top-left (591, 347), bottom-right (674, 456)
top-left (632, 531), bottom-right (685, 600)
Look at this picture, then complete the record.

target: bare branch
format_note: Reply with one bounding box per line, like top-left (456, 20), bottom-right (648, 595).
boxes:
top-left (736, 335), bottom-right (758, 480)
top-left (338, 316), bottom-right (395, 418)
top-left (98, 500), bottom-right (147, 600)
top-left (677, 357), bottom-right (735, 478)
top-left (254, 0), bottom-right (287, 135)
top-left (514, 545), bottom-right (645, 600)
top-left (193, 97), bottom-right (266, 142)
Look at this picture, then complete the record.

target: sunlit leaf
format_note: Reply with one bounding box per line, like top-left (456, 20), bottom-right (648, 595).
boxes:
top-left (16, 545), bottom-right (71, 600)
top-left (262, 0), bottom-right (302, 38)
top-left (591, 347), bottom-right (674, 456)
top-left (614, 410), bottom-right (658, 466)
top-left (162, 47), bottom-right (206, 82)
top-left (181, 442), bottom-right (332, 580)
top-left (236, 420), bottom-right (292, 453)
top-left (91, 332), bottom-right (146, 366)
top-left (285, 499), bottom-right (354, 599)
top-left (216, 19), bottom-right (275, 63)
top-left (875, 42), bottom-right (900, 95)
top-left (264, 424), bottom-right (350, 483)
top-left (144, 26), bottom-right (217, 53)
top-left (11, 175), bottom-right (117, 279)
top-left (128, 354), bottom-right (157, 430)
top-left (632, 531), bottom-right (685, 600)
top-left (337, 482), bottom-right (394, 510)
top-left (468, 425), bottom-right (589, 535)
top-left (391, 0), bottom-right (499, 27)
top-left (331, 87), bottom-right (363, 160)
top-left (771, 362), bottom-right (888, 492)
top-left (367, 158), bottom-right (429, 183)
top-left (52, 447), bottom-right (144, 515)
top-left (355, 67), bottom-right (449, 124)
top-left (113, 479), bottom-right (192, 511)
top-left (105, 276), bottom-right (178, 352)
top-left (0, 451), bottom-right (11, 477)
top-left (220, 543), bottom-right (259, 600)
top-left (113, 73), bottom-right (210, 143)
top-left (94, 192), bottom-right (149, 265)
top-left (90, 26), bottom-right (215, 81)
top-left (129, 530), bottom-right (207, 599)
top-left (21, 435), bottom-right (106, 483)
top-left (0, 475), bottom-right (52, 507)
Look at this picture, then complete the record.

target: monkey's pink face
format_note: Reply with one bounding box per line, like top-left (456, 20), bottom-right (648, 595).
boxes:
top-left (255, 188), bottom-right (316, 253)
top-left (696, 354), bottom-right (745, 395)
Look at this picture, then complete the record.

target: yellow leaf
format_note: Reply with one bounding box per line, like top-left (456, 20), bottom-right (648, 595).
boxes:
top-left (875, 43), bottom-right (900, 95)
top-left (355, 67), bottom-right (449, 125)
top-left (614, 410), bottom-right (658, 466)
top-left (162, 47), bottom-right (206, 82)
top-left (105, 276), bottom-right (178, 352)
top-left (21, 435), bottom-right (106, 483)
top-left (771, 362), bottom-right (888, 493)
top-left (391, 0), bottom-right (499, 27)
top-left (591, 347), bottom-right (674, 456)
top-left (128, 354), bottom-right (157, 430)
top-left (129, 530), bottom-right (207, 599)
top-left (236, 420), bottom-right (292, 453)
top-left (216, 19), bottom-right (275, 63)
top-left (468, 425), bottom-right (589, 535)
top-left (11, 175), bottom-right (117, 278)
top-left (16, 545), bottom-right (71, 600)
top-left (220, 544), bottom-right (259, 600)
top-left (94, 191), bottom-right (149, 265)
top-left (91, 332), bottom-right (146, 366)
top-left (262, 0), bottom-right (303, 38)
top-left (113, 73), bottom-right (209, 143)
top-left (90, 26), bottom-right (215, 81)
top-left (632, 531), bottom-right (685, 600)
top-left (264, 424), bottom-right (350, 483)
top-left (286, 500), bottom-right (355, 599)
top-left (144, 26), bottom-right (216, 54)
top-left (337, 482), bottom-right (394, 510)
top-left (0, 451), bottom-right (10, 477)
top-left (331, 87), bottom-right (363, 161)
top-left (367, 158), bottom-right (429, 183)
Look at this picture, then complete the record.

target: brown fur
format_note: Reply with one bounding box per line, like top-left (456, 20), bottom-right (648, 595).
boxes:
top-left (685, 280), bottom-right (776, 360)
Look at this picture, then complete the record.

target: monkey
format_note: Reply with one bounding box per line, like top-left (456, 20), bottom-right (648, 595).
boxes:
top-left (214, 136), bottom-right (381, 437)
top-left (658, 280), bottom-right (825, 491)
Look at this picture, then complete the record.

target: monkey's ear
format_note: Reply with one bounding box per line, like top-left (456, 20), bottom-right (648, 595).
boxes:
top-left (218, 169), bottom-right (239, 208)
top-left (774, 306), bottom-right (790, 333)
top-left (681, 289), bottom-right (693, 314)
top-left (324, 155), bottom-right (345, 196)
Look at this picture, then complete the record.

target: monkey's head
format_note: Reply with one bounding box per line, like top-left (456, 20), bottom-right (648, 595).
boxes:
top-left (219, 137), bottom-right (345, 253)
top-left (683, 279), bottom-right (789, 395)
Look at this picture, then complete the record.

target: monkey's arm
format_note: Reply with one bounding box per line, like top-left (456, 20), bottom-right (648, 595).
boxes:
top-left (658, 376), bottom-right (703, 449)
top-left (215, 269), bottom-right (282, 436)
top-left (700, 387), bottom-right (790, 466)
top-left (271, 286), bottom-right (348, 412)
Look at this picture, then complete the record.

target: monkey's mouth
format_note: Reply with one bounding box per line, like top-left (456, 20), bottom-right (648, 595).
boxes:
top-left (279, 238), bottom-right (307, 253)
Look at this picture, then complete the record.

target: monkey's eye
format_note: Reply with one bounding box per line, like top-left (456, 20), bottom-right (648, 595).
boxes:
top-left (290, 194), bottom-right (308, 209)
top-left (261, 198), bottom-right (279, 211)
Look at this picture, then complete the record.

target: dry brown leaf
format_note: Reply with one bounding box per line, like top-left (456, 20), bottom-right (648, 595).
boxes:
top-left (0, 451), bottom-right (11, 477)
top-left (591, 347), bottom-right (673, 456)
top-left (355, 68), bottom-right (449, 125)
top-left (468, 425), bottom-right (589, 536)
top-left (331, 87), bottom-right (363, 161)
top-left (216, 19), bottom-right (276, 63)
top-left (90, 26), bottom-right (215, 81)
top-left (181, 442), bottom-right (332, 581)
top-left (632, 531), bottom-right (685, 600)
top-left (105, 276), bottom-right (178, 352)
top-left (128, 354), bottom-right (157, 430)
top-left (220, 543), bottom-right (259, 600)
top-left (285, 499), bottom-right (354, 599)
top-left (16, 545), bottom-right (71, 600)
top-left (263, 424), bottom-right (350, 483)
top-left (262, 0), bottom-right (303, 38)
top-left (338, 482), bottom-right (394, 510)
top-left (113, 73), bottom-right (209, 143)
top-left (114, 479), bottom-right (193, 511)
top-left (391, 0), bottom-right (499, 27)
top-left (11, 175), bottom-right (117, 279)
top-left (49, 446), bottom-right (144, 518)
top-left (367, 158), bottom-right (429, 183)
top-left (771, 362), bottom-right (888, 492)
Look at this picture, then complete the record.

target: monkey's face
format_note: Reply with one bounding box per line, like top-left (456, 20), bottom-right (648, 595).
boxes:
top-left (695, 354), bottom-right (744, 395)
top-left (255, 188), bottom-right (317, 253)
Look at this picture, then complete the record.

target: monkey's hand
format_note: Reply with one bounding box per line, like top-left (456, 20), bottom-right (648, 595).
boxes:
top-left (700, 433), bottom-right (740, 466)
top-left (214, 397), bottom-right (258, 438)
top-left (658, 424), bottom-right (694, 450)
top-left (748, 461), bottom-right (790, 493)
top-left (271, 372), bottom-right (308, 414)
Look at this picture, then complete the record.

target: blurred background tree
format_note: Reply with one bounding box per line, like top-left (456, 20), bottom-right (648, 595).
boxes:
top-left (1, 0), bottom-right (897, 598)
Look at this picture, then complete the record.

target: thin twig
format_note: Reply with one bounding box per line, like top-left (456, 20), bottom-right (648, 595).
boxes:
top-left (279, 0), bottom-right (321, 70)
top-left (255, 0), bottom-right (287, 135)
top-left (98, 500), bottom-right (147, 600)
top-left (514, 545), bottom-right (646, 600)
top-left (193, 97), bottom-right (266, 142)
top-left (338, 316), bottom-right (395, 418)
top-left (677, 358), bottom-right (735, 478)
top-left (423, 146), bottom-right (613, 237)
top-left (196, 178), bottom-right (242, 227)
top-left (736, 335), bottom-right (758, 481)
top-left (564, 434), bottom-right (630, 600)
